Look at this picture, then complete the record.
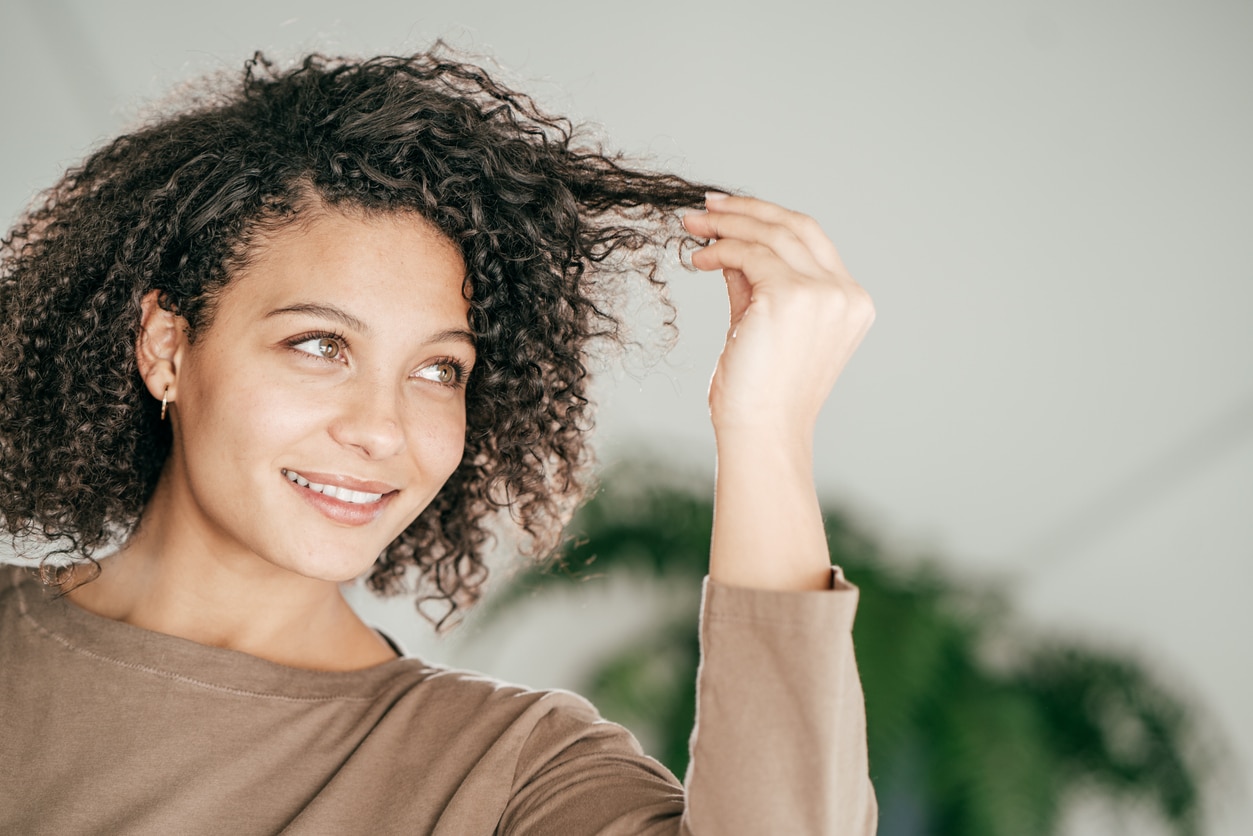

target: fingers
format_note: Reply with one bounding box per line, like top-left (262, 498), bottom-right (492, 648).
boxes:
top-left (690, 237), bottom-right (794, 284)
top-left (684, 209), bottom-right (825, 278)
top-left (682, 193), bottom-right (872, 331)
top-left (691, 237), bottom-right (874, 319)
top-left (692, 194), bottom-right (848, 275)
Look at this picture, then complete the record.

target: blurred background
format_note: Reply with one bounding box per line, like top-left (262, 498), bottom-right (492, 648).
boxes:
top-left (2, 0), bottom-right (1248, 833)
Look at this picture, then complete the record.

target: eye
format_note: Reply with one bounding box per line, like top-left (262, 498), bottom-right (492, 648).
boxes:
top-left (414, 359), bottom-right (467, 387)
top-left (289, 334), bottom-right (347, 362)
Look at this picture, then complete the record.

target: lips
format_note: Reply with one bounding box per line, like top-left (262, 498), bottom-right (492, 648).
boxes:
top-left (282, 469), bottom-right (388, 504)
top-left (281, 467), bottom-right (400, 527)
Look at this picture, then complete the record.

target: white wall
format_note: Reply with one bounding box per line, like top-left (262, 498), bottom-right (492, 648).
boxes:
top-left (3, 1), bottom-right (1249, 832)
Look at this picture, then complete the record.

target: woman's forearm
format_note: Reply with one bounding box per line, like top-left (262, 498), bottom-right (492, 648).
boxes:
top-left (710, 430), bottom-right (833, 591)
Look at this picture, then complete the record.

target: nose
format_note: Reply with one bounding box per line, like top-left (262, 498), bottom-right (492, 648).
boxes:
top-left (327, 376), bottom-right (406, 460)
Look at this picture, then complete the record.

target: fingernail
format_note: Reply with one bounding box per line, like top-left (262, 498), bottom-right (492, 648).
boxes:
top-left (705, 191), bottom-right (730, 204)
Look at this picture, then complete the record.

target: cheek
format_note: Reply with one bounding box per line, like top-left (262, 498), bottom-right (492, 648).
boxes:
top-left (181, 365), bottom-right (330, 465)
top-left (246, 383), bottom-right (334, 448)
top-left (408, 402), bottom-right (467, 478)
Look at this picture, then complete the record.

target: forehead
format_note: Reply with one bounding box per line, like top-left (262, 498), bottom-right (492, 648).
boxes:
top-left (219, 207), bottom-right (469, 325)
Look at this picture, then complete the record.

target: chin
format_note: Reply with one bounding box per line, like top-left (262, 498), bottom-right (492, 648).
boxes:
top-left (272, 545), bottom-right (385, 587)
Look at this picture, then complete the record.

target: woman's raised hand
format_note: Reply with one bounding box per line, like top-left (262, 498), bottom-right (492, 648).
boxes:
top-left (682, 194), bottom-right (874, 444)
top-left (682, 195), bottom-right (875, 590)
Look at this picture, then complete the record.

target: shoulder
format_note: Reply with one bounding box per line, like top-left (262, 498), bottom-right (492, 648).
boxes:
top-left (392, 659), bottom-right (659, 770)
top-left (386, 659), bottom-right (608, 745)
top-left (0, 562), bottom-right (43, 624)
top-left (374, 661), bottom-right (666, 792)
top-left (1, 562), bottom-right (35, 594)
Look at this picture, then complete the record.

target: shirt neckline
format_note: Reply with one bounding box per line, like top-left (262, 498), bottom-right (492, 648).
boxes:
top-left (9, 569), bottom-right (428, 702)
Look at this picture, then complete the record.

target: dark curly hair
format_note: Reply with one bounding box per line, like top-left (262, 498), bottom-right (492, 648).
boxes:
top-left (0, 47), bottom-right (717, 625)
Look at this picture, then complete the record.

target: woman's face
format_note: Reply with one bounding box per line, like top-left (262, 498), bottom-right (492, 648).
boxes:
top-left (157, 208), bottom-right (473, 583)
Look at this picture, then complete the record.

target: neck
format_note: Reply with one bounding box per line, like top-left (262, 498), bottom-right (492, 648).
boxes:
top-left (67, 487), bottom-right (397, 672)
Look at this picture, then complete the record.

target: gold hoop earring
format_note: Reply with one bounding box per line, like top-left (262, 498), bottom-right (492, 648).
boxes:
top-left (160, 386), bottom-right (169, 421)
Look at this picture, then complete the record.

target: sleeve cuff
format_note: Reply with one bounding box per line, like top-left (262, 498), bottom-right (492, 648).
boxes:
top-left (701, 565), bottom-right (860, 633)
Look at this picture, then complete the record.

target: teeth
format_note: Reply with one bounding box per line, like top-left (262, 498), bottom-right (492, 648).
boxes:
top-left (283, 469), bottom-right (384, 504)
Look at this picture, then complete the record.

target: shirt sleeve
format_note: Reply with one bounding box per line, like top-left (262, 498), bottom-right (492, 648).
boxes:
top-left (498, 567), bottom-right (878, 835)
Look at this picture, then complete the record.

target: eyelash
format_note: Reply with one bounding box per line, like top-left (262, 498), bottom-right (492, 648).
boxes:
top-left (285, 330), bottom-right (349, 363)
top-left (284, 330), bottom-right (471, 388)
top-left (424, 357), bottom-right (471, 388)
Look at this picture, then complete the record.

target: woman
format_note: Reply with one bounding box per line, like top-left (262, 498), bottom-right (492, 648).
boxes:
top-left (0, 50), bottom-right (876, 833)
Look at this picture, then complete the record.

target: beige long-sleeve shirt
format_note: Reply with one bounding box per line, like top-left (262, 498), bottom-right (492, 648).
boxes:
top-left (0, 565), bottom-right (875, 834)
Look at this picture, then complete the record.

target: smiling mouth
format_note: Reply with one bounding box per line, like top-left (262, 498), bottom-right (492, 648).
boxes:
top-left (282, 469), bottom-right (386, 505)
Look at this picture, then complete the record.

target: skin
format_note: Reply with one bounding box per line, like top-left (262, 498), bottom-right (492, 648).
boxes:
top-left (683, 194), bottom-right (874, 592)
top-left (70, 207), bottom-right (474, 670)
top-left (70, 194), bottom-right (873, 671)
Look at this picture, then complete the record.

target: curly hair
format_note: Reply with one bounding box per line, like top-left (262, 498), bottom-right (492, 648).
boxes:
top-left (0, 47), bottom-right (717, 625)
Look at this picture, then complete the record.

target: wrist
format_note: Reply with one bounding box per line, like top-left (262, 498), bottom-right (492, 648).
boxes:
top-left (713, 424), bottom-right (815, 467)
top-left (709, 431), bottom-right (830, 592)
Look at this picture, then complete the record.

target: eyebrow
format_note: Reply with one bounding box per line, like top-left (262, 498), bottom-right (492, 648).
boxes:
top-left (264, 303), bottom-right (476, 348)
top-left (426, 328), bottom-right (478, 348)
top-left (265, 303), bottom-right (369, 334)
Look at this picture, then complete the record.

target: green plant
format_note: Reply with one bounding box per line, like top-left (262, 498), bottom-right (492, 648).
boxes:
top-left (479, 464), bottom-right (1214, 835)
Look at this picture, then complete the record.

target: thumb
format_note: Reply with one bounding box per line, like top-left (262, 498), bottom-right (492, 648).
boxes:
top-left (724, 268), bottom-right (752, 329)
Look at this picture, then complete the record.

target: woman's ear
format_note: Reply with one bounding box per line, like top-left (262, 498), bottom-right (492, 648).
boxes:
top-left (137, 290), bottom-right (186, 403)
